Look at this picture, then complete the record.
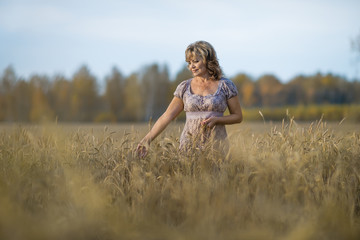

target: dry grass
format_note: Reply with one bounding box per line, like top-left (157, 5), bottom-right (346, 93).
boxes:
top-left (0, 120), bottom-right (359, 240)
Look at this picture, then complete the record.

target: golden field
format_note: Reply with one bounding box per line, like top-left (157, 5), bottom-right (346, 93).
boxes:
top-left (0, 120), bottom-right (359, 240)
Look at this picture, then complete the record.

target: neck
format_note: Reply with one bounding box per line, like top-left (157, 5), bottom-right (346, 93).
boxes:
top-left (195, 74), bottom-right (212, 82)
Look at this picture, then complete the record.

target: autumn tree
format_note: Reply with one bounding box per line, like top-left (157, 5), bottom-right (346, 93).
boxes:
top-left (0, 66), bottom-right (17, 121)
top-left (171, 64), bottom-right (192, 96)
top-left (104, 67), bottom-right (125, 121)
top-left (231, 73), bottom-right (259, 107)
top-left (256, 74), bottom-right (283, 106)
top-left (12, 79), bottom-right (32, 122)
top-left (50, 75), bottom-right (72, 121)
top-left (1, 63), bottom-right (360, 122)
top-left (70, 66), bottom-right (99, 121)
top-left (287, 75), bottom-right (308, 105)
top-left (141, 64), bottom-right (171, 121)
top-left (122, 73), bottom-right (143, 121)
top-left (29, 74), bottom-right (55, 122)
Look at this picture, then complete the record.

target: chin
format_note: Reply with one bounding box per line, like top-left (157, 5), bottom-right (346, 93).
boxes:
top-left (193, 72), bottom-right (203, 77)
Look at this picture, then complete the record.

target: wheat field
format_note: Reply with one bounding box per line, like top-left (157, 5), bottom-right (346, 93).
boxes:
top-left (0, 120), bottom-right (359, 240)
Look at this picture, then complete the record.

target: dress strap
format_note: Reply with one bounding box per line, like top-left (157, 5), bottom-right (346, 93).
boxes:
top-left (186, 111), bottom-right (223, 120)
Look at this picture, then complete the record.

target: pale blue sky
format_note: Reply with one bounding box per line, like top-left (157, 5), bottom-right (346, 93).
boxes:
top-left (1, 0), bottom-right (360, 82)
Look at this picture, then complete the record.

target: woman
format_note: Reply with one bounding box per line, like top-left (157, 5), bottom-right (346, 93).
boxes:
top-left (136, 41), bottom-right (243, 157)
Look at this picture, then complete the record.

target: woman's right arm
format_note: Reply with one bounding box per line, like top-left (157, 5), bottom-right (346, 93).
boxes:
top-left (136, 97), bottom-right (184, 157)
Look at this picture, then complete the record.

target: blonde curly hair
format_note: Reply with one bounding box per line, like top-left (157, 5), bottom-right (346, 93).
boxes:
top-left (185, 41), bottom-right (223, 81)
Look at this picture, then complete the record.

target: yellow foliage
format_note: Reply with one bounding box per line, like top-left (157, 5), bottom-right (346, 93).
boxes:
top-left (30, 88), bottom-right (55, 122)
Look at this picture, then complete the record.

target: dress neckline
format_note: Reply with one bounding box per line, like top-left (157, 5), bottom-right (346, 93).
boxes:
top-left (188, 78), bottom-right (223, 97)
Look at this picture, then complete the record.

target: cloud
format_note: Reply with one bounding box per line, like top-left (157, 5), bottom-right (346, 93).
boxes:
top-left (1, 0), bottom-right (359, 80)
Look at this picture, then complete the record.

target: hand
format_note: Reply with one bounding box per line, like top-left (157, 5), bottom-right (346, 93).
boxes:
top-left (201, 117), bottom-right (218, 128)
top-left (136, 142), bottom-right (149, 158)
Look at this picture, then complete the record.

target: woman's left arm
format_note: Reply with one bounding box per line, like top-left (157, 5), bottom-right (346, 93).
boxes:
top-left (202, 96), bottom-right (243, 128)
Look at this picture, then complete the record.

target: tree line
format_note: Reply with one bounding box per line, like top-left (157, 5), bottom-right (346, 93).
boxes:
top-left (0, 64), bottom-right (359, 123)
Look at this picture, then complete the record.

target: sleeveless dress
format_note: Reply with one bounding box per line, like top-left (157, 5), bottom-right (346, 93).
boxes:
top-left (174, 77), bottom-right (238, 152)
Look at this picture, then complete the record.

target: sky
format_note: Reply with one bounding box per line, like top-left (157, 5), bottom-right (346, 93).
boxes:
top-left (1, 0), bottom-right (360, 83)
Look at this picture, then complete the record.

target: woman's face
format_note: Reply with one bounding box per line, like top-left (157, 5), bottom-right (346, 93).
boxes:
top-left (188, 55), bottom-right (208, 78)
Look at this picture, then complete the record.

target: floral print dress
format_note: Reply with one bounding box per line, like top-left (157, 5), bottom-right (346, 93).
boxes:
top-left (174, 77), bottom-right (238, 152)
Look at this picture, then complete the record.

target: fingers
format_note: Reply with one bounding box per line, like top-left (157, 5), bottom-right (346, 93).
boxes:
top-left (201, 117), bottom-right (216, 128)
top-left (136, 144), bottom-right (148, 158)
top-left (201, 118), bottom-right (211, 125)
